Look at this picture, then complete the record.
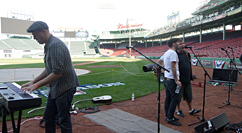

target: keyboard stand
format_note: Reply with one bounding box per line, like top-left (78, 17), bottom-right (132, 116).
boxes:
top-left (2, 107), bottom-right (22, 133)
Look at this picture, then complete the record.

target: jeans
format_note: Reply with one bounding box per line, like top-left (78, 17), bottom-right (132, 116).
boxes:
top-left (43, 87), bottom-right (76, 133)
top-left (163, 78), bottom-right (180, 119)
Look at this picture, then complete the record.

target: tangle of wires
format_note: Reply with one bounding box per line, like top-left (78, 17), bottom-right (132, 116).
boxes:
top-left (224, 121), bottom-right (242, 133)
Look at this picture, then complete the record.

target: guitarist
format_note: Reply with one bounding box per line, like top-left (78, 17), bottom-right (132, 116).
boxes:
top-left (175, 41), bottom-right (201, 117)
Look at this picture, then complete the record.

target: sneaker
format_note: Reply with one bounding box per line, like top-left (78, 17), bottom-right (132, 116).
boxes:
top-left (189, 109), bottom-right (201, 115)
top-left (167, 118), bottom-right (182, 126)
top-left (166, 117), bottom-right (179, 121)
top-left (173, 117), bottom-right (179, 121)
top-left (176, 110), bottom-right (184, 117)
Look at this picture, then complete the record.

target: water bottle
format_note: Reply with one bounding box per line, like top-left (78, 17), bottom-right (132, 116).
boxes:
top-left (175, 85), bottom-right (180, 94)
top-left (132, 93), bottom-right (134, 101)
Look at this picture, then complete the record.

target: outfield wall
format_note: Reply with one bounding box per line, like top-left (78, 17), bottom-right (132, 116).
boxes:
top-left (0, 49), bottom-right (44, 58)
top-left (0, 49), bottom-right (100, 59)
top-left (138, 55), bottom-right (242, 71)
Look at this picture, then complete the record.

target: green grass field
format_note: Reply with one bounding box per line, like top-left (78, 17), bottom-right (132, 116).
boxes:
top-left (0, 57), bottom-right (164, 121)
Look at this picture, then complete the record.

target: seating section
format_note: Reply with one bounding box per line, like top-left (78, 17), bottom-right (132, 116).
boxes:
top-left (129, 45), bottom-right (169, 57)
top-left (110, 49), bottom-right (128, 56)
top-left (100, 35), bottom-right (242, 59)
top-left (99, 48), bottom-right (115, 56)
top-left (0, 41), bottom-right (12, 50)
top-left (0, 38), bottom-right (96, 56)
top-left (183, 37), bottom-right (242, 58)
top-left (69, 41), bottom-right (85, 55)
top-left (85, 42), bottom-right (96, 54)
top-left (20, 39), bottom-right (43, 50)
top-left (69, 41), bottom-right (96, 55)
top-left (2, 38), bottom-right (36, 50)
top-left (1, 30), bottom-right (242, 58)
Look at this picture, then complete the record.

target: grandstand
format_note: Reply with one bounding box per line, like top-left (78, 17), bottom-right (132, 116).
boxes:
top-left (97, 0), bottom-right (242, 61)
top-left (0, 37), bottom-right (97, 58)
top-left (0, 17), bottom-right (97, 58)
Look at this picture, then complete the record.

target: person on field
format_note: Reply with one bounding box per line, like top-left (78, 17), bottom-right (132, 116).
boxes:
top-left (157, 38), bottom-right (182, 126)
top-left (175, 40), bottom-right (201, 117)
top-left (21, 21), bottom-right (80, 133)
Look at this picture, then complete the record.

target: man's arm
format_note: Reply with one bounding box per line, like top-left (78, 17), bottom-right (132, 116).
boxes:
top-left (171, 61), bottom-right (182, 88)
top-left (32, 69), bottom-right (48, 84)
top-left (157, 59), bottom-right (163, 65)
top-left (21, 69), bottom-right (48, 88)
top-left (157, 59), bottom-right (165, 73)
top-left (21, 69), bottom-right (62, 93)
top-left (34, 72), bottom-right (62, 89)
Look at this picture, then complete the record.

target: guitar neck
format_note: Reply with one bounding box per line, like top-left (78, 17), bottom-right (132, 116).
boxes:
top-left (73, 99), bottom-right (92, 105)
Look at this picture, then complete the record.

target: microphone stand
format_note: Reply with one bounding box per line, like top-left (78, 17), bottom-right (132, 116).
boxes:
top-left (219, 49), bottom-right (242, 109)
top-left (187, 47), bottom-right (212, 126)
top-left (128, 46), bottom-right (169, 133)
top-left (224, 48), bottom-right (242, 92)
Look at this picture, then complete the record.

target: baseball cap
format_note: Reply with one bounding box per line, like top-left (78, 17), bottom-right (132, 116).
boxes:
top-left (27, 21), bottom-right (49, 33)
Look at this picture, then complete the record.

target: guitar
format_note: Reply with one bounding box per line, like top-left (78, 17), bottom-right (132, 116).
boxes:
top-left (91, 95), bottom-right (112, 104)
top-left (71, 95), bottom-right (112, 110)
top-left (72, 95), bottom-right (112, 106)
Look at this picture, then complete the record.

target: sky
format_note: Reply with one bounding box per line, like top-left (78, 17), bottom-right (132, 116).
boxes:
top-left (0, 0), bottom-right (203, 33)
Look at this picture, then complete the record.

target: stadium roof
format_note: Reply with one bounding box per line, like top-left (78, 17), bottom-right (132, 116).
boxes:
top-left (192, 0), bottom-right (242, 15)
top-left (146, 11), bottom-right (242, 40)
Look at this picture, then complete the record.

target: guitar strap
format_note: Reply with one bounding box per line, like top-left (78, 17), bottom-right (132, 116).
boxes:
top-left (39, 119), bottom-right (45, 128)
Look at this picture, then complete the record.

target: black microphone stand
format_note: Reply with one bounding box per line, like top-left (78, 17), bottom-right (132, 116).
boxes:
top-left (219, 49), bottom-right (242, 109)
top-left (187, 47), bottom-right (212, 126)
top-left (128, 46), bottom-right (169, 133)
top-left (224, 48), bottom-right (242, 92)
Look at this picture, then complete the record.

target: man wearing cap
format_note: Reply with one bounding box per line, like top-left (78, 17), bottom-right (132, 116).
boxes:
top-left (21, 21), bottom-right (80, 133)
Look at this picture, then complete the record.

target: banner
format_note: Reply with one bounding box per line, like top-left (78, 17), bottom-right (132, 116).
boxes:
top-left (78, 82), bottom-right (126, 90)
top-left (52, 31), bottom-right (65, 37)
top-left (200, 60), bottom-right (213, 67)
top-left (76, 31), bottom-right (89, 38)
top-left (227, 62), bottom-right (242, 71)
top-left (191, 21), bottom-right (201, 26)
top-left (33, 86), bottom-right (87, 98)
top-left (227, 7), bottom-right (242, 16)
top-left (214, 60), bottom-right (226, 68)
top-left (202, 18), bottom-right (213, 24)
top-left (191, 59), bottom-right (198, 66)
top-left (117, 24), bottom-right (143, 29)
top-left (214, 13), bottom-right (226, 20)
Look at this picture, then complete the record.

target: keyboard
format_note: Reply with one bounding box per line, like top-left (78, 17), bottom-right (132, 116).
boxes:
top-left (0, 82), bottom-right (42, 112)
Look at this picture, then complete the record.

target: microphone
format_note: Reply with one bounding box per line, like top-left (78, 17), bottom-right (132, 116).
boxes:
top-left (221, 48), bottom-right (228, 52)
top-left (228, 47), bottom-right (233, 49)
top-left (184, 46), bottom-right (195, 49)
top-left (126, 46), bottom-right (134, 49)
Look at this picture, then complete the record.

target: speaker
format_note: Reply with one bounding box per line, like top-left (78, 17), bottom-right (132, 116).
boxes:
top-left (194, 121), bottom-right (215, 133)
top-left (210, 113), bottom-right (230, 131)
top-left (194, 113), bottom-right (230, 133)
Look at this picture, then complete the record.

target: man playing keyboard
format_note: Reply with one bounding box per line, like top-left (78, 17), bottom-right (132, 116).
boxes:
top-left (21, 21), bottom-right (80, 133)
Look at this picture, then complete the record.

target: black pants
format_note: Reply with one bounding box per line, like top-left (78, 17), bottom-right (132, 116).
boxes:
top-left (43, 87), bottom-right (76, 133)
top-left (164, 78), bottom-right (180, 119)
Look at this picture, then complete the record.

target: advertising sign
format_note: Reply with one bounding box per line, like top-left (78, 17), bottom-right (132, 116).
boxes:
top-left (76, 31), bottom-right (89, 38)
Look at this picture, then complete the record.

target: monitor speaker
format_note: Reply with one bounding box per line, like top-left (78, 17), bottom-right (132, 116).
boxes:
top-left (194, 113), bottom-right (230, 133)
